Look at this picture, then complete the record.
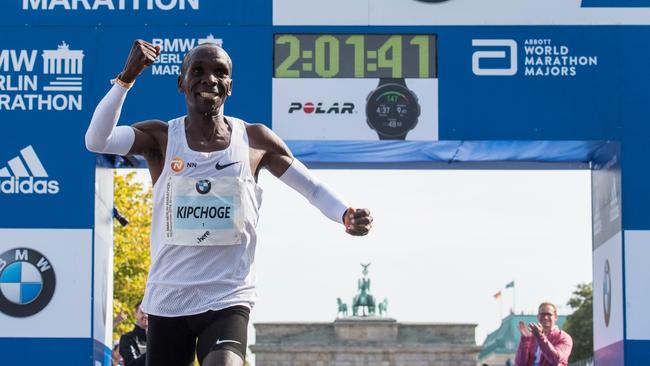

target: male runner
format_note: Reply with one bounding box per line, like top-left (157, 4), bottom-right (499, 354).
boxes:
top-left (85, 40), bottom-right (373, 366)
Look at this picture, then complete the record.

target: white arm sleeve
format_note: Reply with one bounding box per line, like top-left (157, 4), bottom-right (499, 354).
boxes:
top-left (278, 159), bottom-right (350, 224)
top-left (84, 83), bottom-right (135, 155)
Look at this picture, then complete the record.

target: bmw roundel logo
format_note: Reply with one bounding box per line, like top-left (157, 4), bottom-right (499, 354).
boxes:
top-left (603, 259), bottom-right (612, 327)
top-left (196, 179), bottom-right (211, 194)
top-left (0, 248), bottom-right (56, 317)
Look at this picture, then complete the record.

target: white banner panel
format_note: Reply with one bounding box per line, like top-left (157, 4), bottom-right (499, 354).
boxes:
top-left (593, 231), bottom-right (624, 349)
top-left (274, 0), bottom-right (650, 25)
top-left (624, 230), bottom-right (650, 340)
top-left (272, 78), bottom-right (438, 141)
top-left (0, 229), bottom-right (91, 337)
top-left (93, 168), bottom-right (114, 347)
top-left (273, 0), bottom-right (369, 25)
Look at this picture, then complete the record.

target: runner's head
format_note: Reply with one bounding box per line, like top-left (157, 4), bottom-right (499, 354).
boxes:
top-left (178, 43), bottom-right (233, 116)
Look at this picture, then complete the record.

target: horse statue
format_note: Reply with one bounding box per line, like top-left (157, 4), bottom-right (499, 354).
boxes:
top-left (352, 264), bottom-right (376, 316)
top-left (336, 297), bottom-right (348, 317)
top-left (378, 298), bottom-right (388, 316)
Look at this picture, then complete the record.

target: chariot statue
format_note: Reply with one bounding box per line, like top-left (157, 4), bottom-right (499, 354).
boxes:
top-left (336, 263), bottom-right (389, 318)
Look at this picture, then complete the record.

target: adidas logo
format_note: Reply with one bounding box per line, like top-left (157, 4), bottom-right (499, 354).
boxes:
top-left (0, 145), bottom-right (59, 194)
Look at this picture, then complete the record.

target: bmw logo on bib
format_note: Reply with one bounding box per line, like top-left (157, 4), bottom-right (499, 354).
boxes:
top-left (196, 179), bottom-right (212, 195)
top-left (0, 248), bottom-right (56, 317)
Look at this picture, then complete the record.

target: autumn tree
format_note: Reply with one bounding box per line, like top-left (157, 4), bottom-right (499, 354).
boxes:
top-left (113, 171), bottom-right (152, 340)
top-left (563, 282), bottom-right (593, 362)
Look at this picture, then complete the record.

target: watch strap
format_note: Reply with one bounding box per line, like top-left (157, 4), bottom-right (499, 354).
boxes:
top-left (378, 132), bottom-right (408, 140)
top-left (378, 78), bottom-right (407, 87)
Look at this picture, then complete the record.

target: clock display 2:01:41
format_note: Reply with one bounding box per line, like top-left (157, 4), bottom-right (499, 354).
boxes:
top-left (274, 34), bottom-right (437, 79)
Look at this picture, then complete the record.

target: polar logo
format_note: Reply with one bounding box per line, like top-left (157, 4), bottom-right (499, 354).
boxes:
top-left (472, 39), bottom-right (517, 76)
top-left (288, 102), bottom-right (355, 114)
top-left (0, 145), bottom-right (59, 194)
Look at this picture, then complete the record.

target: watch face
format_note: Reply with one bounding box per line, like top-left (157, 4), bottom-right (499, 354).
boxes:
top-left (366, 83), bottom-right (420, 139)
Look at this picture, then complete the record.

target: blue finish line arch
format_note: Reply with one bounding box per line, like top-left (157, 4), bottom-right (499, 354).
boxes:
top-left (1, 1), bottom-right (649, 365)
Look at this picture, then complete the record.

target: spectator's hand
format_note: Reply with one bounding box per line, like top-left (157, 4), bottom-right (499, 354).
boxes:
top-left (120, 39), bottom-right (161, 83)
top-left (344, 208), bottom-right (373, 236)
top-left (528, 322), bottom-right (544, 337)
top-left (518, 320), bottom-right (532, 337)
top-left (114, 312), bottom-right (126, 326)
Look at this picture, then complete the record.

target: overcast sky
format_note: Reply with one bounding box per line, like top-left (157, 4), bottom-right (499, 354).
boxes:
top-left (124, 168), bottom-right (593, 346)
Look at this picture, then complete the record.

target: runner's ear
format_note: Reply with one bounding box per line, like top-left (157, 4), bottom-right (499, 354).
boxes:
top-left (178, 74), bottom-right (184, 93)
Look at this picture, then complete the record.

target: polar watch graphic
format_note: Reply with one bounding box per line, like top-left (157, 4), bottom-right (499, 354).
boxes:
top-left (366, 78), bottom-right (421, 140)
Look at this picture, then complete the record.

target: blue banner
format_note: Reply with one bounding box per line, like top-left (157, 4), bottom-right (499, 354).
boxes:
top-left (0, 0), bottom-right (270, 26)
top-left (0, 28), bottom-right (97, 228)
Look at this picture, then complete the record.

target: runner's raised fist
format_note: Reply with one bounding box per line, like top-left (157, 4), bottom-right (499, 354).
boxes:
top-left (119, 39), bottom-right (161, 83)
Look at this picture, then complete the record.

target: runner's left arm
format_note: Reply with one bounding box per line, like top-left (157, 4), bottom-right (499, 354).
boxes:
top-left (249, 124), bottom-right (372, 236)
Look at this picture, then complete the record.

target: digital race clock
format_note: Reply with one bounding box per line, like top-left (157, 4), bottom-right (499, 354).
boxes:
top-left (274, 34), bottom-right (437, 79)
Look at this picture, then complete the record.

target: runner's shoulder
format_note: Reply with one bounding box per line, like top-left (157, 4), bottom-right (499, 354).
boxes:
top-left (244, 122), bottom-right (276, 142)
top-left (132, 119), bottom-right (168, 134)
top-left (244, 121), bottom-right (289, 155)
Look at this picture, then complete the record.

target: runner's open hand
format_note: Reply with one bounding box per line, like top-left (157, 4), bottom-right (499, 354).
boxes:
top-left (518, 321), bottom-right (532, 337)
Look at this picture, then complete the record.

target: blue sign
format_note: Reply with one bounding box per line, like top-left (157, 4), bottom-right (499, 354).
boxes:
top-left (0, 28), bottom-right (97, 228)
top-left (0, 0), bottom-right (270, 26)
top-left (582, 0), bottom-right (650, 7)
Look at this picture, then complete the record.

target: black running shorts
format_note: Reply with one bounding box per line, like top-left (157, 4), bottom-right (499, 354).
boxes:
top-left (146, 305), bottom-right (249, 366)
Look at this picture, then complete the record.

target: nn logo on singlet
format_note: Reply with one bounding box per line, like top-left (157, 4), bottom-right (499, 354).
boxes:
top-left (0, 146), bottom-right (59, 194)
top-left (170, 156), bottom-right (197, 173)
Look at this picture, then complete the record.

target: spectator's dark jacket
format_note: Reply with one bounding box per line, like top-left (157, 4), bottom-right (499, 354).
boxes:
top-left (119, 325), bottom-right (146, 366)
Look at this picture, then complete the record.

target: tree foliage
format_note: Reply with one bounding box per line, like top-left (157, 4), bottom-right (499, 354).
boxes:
top-left (563, 282), bottom-right (593, 362)
top-left (113, 171), bottom-right (152, 340)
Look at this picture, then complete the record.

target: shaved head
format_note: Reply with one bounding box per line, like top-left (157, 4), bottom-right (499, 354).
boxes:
top-left (181, 43), bottom-right (232, 76)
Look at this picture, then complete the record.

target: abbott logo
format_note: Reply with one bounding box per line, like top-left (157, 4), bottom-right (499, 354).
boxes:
top-left (0, 145), bottom-right (59, 194)
top-left (472, 39), bottom-right (517, 76)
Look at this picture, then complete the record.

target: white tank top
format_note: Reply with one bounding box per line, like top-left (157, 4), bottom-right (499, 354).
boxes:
top-left (141, 116), bottom-right (263, 317)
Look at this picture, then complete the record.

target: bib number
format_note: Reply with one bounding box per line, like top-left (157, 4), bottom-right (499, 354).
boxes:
top-left (165, 176), bottom-right (246, 246)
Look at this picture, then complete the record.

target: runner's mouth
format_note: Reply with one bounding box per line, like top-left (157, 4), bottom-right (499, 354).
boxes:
top-left (197, 91), bottom-right (219, 99)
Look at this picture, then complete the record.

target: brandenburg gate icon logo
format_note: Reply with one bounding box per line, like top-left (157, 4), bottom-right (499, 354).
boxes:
top-left (41, 41), bottom-right (84, 92)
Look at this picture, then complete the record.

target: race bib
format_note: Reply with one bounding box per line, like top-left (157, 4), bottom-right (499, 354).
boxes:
top-left (164, 176), bottom-right (246, 246)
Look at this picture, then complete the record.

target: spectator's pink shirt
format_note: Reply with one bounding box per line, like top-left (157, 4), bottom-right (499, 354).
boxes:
top-left (515, 326), bottom-right (573, 366)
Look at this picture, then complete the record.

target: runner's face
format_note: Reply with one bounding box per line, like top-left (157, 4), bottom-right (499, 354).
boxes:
top-left (179, 45), bottom-right (232, 115)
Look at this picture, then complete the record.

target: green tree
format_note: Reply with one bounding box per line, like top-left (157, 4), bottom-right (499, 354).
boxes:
top-left (563, 282), bottom-right (593, 362)
top-left (113, 171), bottom-right (152, 340)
